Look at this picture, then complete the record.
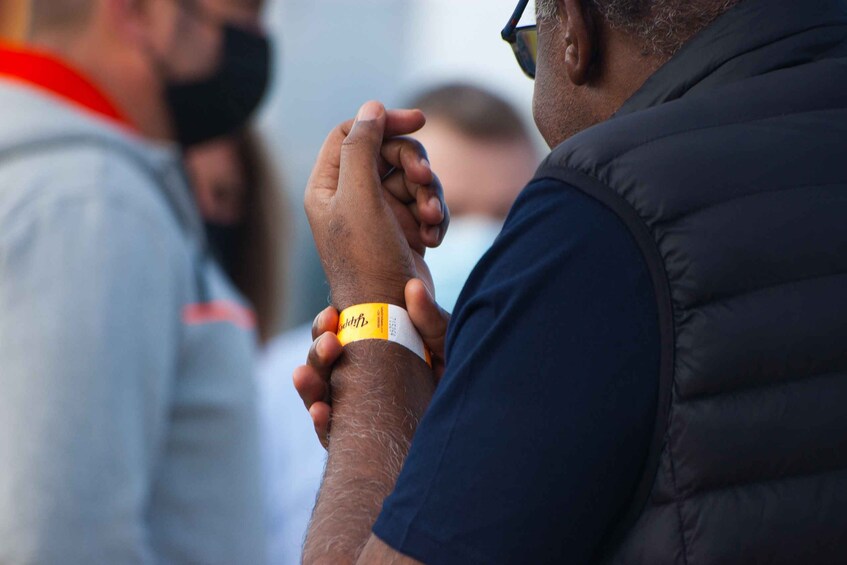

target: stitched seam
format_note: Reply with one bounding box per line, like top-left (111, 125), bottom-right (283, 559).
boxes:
top-left (603, 107), bottom-right (846, 167)
top-left (665, 403), bottom-right (692, 565)
top-left (683, 462), bottom-right (847, 502)
top-left (650, 21), bottom-right (847, 107)
top-left (376, 507), bottom-right (492, 565)
top-left (681, 269), bottom-right (847, 313)
top-left (653, 182), bottom-right (845, 228)
top-left (680, 368), bottom-right (847, 404)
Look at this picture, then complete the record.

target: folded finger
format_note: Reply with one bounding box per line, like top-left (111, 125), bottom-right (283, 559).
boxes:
top-left (415, 177), bottom-right (447, 229)
top-left (312, 306), bottom-right (340, 341)
top-left (293, 364), bottom-right (329, 409)
top-left (310, 402), bottom-right (332, 449)
top-left (381, 170), bottom-right (446, 229)
top-left (307, 332), bottom-right (344, 374)
top-left (381, 137), bottom-right (434, 187)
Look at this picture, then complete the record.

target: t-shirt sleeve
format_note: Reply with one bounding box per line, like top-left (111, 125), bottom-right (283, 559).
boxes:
top-left (372, 179), bottom-right (660, 564)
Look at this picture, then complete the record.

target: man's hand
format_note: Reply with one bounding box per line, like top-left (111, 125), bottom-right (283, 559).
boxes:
top-left (293, 278), bottom-right (451, 448)
top-left (301, 102), bottom-right (451, 564)
top-left (305, 101), bottom-right (449, 310)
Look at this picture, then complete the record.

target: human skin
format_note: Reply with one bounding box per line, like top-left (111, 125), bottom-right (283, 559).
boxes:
top-left (412, 118), bottom-right (538, 219)
top-left (301, 103), bottom-right (449, 564)
top-left (299, 2), bottom-right (668, 563)
top-left (28, 0), bottom-right (262, 142)
top-left (186, 136), bottom-right (247, 225)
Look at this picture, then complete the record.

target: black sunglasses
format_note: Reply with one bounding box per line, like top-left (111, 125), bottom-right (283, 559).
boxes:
top-left (501, 0), bottom-right (538, 79)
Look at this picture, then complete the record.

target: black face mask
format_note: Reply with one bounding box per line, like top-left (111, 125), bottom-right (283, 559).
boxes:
top-left (166, 24), bottom-right (271, 147)
top-left (205, 221), bottom-right (242, 278)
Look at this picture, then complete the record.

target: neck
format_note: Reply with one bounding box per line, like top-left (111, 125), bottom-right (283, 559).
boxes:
top-left (31, 29), bottom-right (175, 142)
top-left (591, 26), bottom-right (667, 120)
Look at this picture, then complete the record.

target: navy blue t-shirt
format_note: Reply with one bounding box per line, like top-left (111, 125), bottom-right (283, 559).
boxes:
top-left (372, 179), bottom-right (660, 564)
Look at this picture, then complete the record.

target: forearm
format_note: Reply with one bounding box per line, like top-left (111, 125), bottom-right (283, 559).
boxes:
top-left (303, 341), bottom-right (434, 565)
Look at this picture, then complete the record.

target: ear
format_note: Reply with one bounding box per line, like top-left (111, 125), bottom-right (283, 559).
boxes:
top-left (561, 0), bottom-right (596, 85)
top-left (103, 0), bottom-right (147, 45)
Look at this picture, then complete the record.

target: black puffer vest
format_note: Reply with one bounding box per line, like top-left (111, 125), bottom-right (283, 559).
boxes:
top-left (535, 1), bottom-right (847, 563)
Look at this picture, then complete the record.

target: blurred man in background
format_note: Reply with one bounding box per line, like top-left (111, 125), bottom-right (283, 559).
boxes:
top-left (258, 83), bottom-right (538, 564)
top-left (413, 84), bottom-right (538, 309)
top-left (0, 0), bottom-right (271, 562)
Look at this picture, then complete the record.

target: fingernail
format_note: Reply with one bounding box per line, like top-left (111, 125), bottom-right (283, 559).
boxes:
top-left (429, 195), bottom-right (442, 215)
top-left (426, 225), bottom-right (441, 243)
top-left (357, 101), bottom-right (382, 122)
top-left (420, 157), bottom-right (431, 169)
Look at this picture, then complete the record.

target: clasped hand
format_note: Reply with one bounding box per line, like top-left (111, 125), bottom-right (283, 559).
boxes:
top-left (305, 100), bottom-right (449, 310)
top-left (299, 101), bottom-right (454, 446)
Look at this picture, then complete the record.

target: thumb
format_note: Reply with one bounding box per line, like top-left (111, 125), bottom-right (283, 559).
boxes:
top-left (338, 101), bottom-right (387, 198)
top-left (405, 278), bottom-right (450, 352)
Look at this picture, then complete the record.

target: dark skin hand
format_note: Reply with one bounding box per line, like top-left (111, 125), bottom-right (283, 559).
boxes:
top-left (294, 279), bottom-right (450, 448)
top-left (306, 103), bottom-right (449, 309)
top-left (302, 101), bottom-right (451, 564)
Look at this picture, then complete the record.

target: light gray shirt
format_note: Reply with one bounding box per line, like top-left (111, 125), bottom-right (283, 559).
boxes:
top-left (0, 80), bottom-right (265, 564)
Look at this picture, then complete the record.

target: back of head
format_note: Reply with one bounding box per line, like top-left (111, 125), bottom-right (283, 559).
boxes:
top-left (409, 84), bottom-right (539, 309)
top-left (409, 83), bottom-right (533, 145)
top-left (538, 0), bottom-right (743, 56)
top-left (29, 0), bottom-right (94, 37)
top-left (407, 83), bottom-right (538, 220)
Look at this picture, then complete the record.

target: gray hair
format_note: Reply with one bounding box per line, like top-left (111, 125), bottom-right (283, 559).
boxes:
top-left (536, 0), bottom-right (742, 56)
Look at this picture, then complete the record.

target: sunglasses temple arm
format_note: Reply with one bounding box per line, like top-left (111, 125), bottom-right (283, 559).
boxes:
top-left (501, 0), bottom-right (530, 40)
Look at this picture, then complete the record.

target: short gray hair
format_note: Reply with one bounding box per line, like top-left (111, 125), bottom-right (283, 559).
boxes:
top-left (537, 0), bottom-right (742, 56)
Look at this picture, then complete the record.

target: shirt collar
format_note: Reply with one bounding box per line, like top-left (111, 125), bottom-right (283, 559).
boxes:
top-left (0, 42), bottom-right (137, 132)
top-left (617, 0), bottom-right (847, 117)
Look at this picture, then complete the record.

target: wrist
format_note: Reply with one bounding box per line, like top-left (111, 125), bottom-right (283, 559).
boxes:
top-left (337, 303), bottom-right (432, 368)
top-left (329, 279), bottom-right (409, 311)
top-left (332, 340), bottom-right (434, 420)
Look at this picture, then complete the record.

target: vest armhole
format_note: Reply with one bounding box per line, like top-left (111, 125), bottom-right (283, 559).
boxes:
top-left (534, 165), bottom-right (676, 558)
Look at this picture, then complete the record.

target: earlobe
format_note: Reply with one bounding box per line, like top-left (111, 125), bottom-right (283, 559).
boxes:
top-left (566, 42), bottom-right (578, 67)
top-left (562, 0), bottom-right (595, 86)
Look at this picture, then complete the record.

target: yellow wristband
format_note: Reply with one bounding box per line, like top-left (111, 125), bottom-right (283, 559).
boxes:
top-left (337, 303), bottom-right (432, 367)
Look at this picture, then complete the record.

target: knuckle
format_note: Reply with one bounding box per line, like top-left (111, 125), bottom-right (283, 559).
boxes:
top-left (404, 138), bottom-right (427, 156)
top-left (311, 312), bottom-right (324, 338)
top-left (307, 342), bottom-right (320, 366)
top-left (340, 135), bottom-right (364, 148)
top-left (341, 125), bottom-right (379, 149)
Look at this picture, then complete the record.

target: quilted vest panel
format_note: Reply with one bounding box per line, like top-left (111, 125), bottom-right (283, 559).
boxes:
top-left (535, 1), bottom-right (847, 562)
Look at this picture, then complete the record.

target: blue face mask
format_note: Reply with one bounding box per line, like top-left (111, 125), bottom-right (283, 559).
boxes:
top-left (424, 216), bottom-right (504, 312)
